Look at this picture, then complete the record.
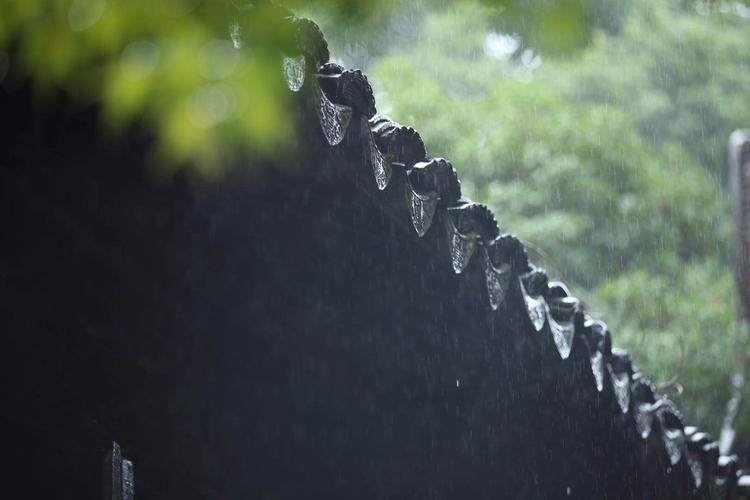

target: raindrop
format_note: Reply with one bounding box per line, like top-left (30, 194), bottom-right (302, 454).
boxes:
top-left (362, 116), bottom-right (391, 190)
top-left (590, 350), bottom-right (604, 392)
top-left (484, 250), bottom-right (511, 310)
top-left (282, 54), bottom-right (306, 92)
top-left (608, 364), bottom-right (630, 413)
top-left (520, 280), bottom-right (546, 332)
top-left (548, 314), bottom-right (574, 359)
top-left (408, 185), bottom-right (438, 237)
top-left (313, 82), bottom-right (352, 146)
top-left (68, 0), bottom-right (106, 32)
top-left (230, 21), bottom-right (242, 49)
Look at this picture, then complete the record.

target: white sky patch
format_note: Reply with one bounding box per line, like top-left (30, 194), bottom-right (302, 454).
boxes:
top-left (735, 1), bottom-right (750, 18)
top-left (483, 32), bottom-right (521, 61)
top-left (521, 48), bottom-right (542, 70)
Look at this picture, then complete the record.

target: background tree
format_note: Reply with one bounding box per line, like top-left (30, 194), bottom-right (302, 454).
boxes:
top-left (326, 0), bottom-right (750, 435)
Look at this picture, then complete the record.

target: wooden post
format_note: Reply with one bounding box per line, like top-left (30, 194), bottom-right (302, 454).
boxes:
top-left (720, 130), bottom-right (750, 457)
top-left (729, 129), bottom-right (750, 322)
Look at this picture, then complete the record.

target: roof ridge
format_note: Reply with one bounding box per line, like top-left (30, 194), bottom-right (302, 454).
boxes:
top-left (271, 12), bottom-right (739, 496)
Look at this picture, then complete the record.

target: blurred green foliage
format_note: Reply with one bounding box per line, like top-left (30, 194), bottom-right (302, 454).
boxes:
top-left (0, 0), bottom-right (608, 175)
top-left (356, 0), bottom-right (750, 434)
top-left (0, 0), bottom-right (300, 176)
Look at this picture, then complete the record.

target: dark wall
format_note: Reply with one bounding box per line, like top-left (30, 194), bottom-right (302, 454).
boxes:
top-left (0, 52), bottom-right (715, 499)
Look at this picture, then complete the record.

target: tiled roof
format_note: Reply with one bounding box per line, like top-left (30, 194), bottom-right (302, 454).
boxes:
top-left (277, 12), bottom-right (748, 498)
